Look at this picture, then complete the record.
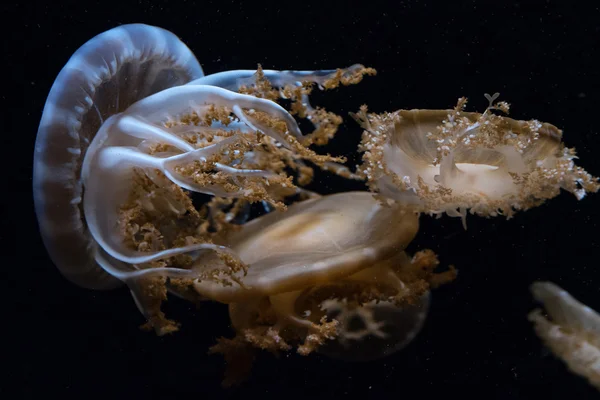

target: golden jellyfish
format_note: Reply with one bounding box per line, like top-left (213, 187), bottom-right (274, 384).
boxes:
top-left (529, 281), bottom-right (600, 391)
top-left (352, 94), bottom-right (600, 227)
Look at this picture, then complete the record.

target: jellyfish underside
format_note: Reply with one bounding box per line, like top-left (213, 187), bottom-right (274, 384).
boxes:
top-left (353, 98), bottom-right (599, 226)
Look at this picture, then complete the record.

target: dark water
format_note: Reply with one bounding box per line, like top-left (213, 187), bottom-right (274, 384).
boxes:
top-left (6, 1), bottom-right (600, 398)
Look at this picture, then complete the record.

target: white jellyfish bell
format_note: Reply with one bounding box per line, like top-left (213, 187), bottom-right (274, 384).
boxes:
top-left (32, 23), bottom-right (455, 384)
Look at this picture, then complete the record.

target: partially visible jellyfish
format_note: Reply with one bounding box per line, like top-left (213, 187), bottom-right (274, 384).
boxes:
top-left (352, 94), bottom-right (599, 227)
top-left (32, 23), bottom-right (378, 335)
top-left (528, 281), bottom-right (600, 391)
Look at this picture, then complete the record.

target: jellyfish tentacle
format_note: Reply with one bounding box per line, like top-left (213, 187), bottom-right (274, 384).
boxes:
top-left (230, 104), bottom-right (291, 146)
top-left (94, 248), bottom-right (197, 282)
top-left (190, 64), bottom-right (371, 147)
top-left (83, 145), bottom-right (251, 268)
top-left (89, 142), bottom-right (245, 198)
top-left (93, 221), bottom-right (240, 266)
top-left (213, 163), bottom-right (278, 178)
top-left (188, 63), bottom-right (369, 91)
top-left (188, 67), bottom-right (341, 90)
top-left (95, 248), bottom-right (199, 336)
top-left (117, 115), bottom-right (195, 152)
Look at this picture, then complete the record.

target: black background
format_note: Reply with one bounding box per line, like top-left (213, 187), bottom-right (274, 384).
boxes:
top-left (5, 0), bottom-right (600, 398)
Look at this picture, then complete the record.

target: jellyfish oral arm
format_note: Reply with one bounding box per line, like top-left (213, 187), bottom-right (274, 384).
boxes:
top-left (80, 84), bottom-right (311, 272)
top-left (123, 84), bottom-right (303, 141)
top-left (188, 64), bottom-right (367, 91)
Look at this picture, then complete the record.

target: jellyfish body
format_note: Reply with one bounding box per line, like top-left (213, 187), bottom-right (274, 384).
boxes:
top-left (353, 98), bottom-right (599, 226)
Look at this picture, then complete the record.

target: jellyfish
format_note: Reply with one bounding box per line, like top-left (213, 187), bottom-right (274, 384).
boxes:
top-left (352, 94), bottom-right (600, 227)
top-left (196, 192), bottom-right (456, 385)
top-left (529, 281), bottom-right (600, 391)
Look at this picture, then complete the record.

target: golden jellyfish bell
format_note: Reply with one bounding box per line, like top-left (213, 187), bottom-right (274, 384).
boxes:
top-left (192, 191), bottom-right (420, 302)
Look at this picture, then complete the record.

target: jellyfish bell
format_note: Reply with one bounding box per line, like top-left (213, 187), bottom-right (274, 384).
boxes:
top-left (33, 23), bottom-right (204, 289)
top-left (353, 96), bottom-right (600, 227)
top-left (192, 191), bottom-right (421, 303)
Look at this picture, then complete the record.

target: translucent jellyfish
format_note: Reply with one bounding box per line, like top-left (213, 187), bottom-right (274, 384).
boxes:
top-left (529, 281), bottom-right (600, 391)
top-left (352, 94), bottom-right (599, 227)
top-left (32, 23), bottom-right (379, 335)
top-left (316, 287), bottom-right (430, 362)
